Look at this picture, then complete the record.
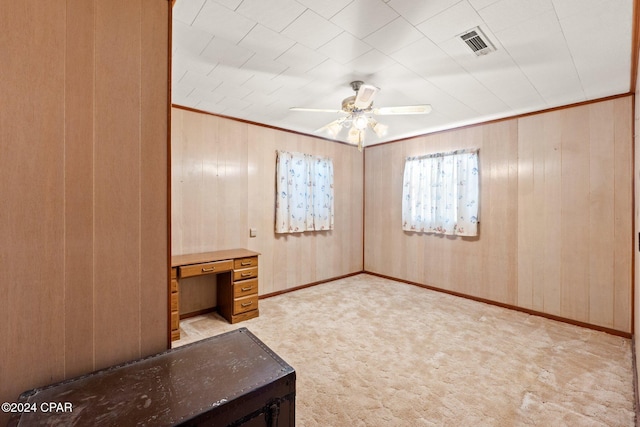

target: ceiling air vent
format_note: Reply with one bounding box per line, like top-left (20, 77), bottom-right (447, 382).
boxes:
top-left (460, 27), bottom-right (496, 56)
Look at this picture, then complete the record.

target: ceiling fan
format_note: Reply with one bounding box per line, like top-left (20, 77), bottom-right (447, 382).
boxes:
top-left (290, 81), bottom-right (432, 151)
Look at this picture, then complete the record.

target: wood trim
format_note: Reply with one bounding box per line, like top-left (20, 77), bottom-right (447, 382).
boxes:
top-left (633, 91), bottom-right (637, 336)
top-left (258, 272), bottom-right (362, 299)
top-left (171, 104), bottom-right (358, 147)
top-left (632, 72), bottom-right (637, 416)
top-left (364, 271), bottom-right (633, 339)
top-left (633, 336), bottom-right (640, 423)
top-left (362, 149), bottom-right (366, 270)
top-left (369, 93), bottom-right (634, 149)
top-left (167, 0), bottom-right (174, 348)
top-left (258, 269), bottom-right (633, 338)
top-left (631, 0), bottom-right (640, 93)
top-left (174, 94), bottom-right (633, 152)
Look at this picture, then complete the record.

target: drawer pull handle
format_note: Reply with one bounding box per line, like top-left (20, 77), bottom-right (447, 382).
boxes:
top-left (241, 272), bottom-right (253, 277)
top-left (241, 286), bottom-right (253, 292)
top-left (201, 267), bottom-right (216, 272)
top-left (241, 261), bottom-right (252, 266)
top-left (241, 301), bottom-right (253, 308)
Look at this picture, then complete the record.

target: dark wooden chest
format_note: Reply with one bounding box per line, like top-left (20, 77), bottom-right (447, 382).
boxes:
top-left (8, 328), bottom-right (295, 426)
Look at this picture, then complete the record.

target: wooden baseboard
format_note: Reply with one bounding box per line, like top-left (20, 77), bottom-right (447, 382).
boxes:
top-left (633, 336), bottom-right (640, 424)
top-left (364, 271), bottom-right (632, 339)
top-left (259, 272), bottom-right (362, 299)
top-left (180, 272), bottom-right (362, 318)
top-left (188, 271), bottom-right (631, 339)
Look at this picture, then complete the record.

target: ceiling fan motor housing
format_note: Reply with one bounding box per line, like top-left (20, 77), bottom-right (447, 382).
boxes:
top-left (342, 96), bottom-right (357, 113)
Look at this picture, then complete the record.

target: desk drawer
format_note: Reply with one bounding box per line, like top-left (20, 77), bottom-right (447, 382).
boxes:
top-left (171, 311), bottom-right (179, 331)
top-left (180, 260), bottom-right (233, 278)
top-left (233, 266), bottom-right (258, 281)
top-left (234, 295), bottom-right (258, 315)
top-left (233, 279), bottom-right (258, 298)
top-left (234, 256), bottom-right (258, 269)
top-left (171, 292), bottom-right (179, 312)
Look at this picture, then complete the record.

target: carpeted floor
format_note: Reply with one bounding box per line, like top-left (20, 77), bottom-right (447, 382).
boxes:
top-left (174, 274), bottom-right (635, 426)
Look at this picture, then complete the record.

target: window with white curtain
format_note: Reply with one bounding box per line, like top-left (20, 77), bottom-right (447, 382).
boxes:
top-left (402, 149), bottom-right (479, 236)
top-left (275, 150), bottom-right (334, 234)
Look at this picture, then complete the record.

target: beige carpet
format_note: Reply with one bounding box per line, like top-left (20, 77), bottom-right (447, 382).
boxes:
top-left (174, 274), bottom-right (635, 426)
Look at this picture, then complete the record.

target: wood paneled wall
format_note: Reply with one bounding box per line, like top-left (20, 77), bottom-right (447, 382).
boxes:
top-left (0, 0), bottom-right (169, 421)
top-left (634, 53), bottom-right (640, 402)
top-left (171, 108), bottom-right (364, 297)
top-left (365, 97), bottom-right (633, 334)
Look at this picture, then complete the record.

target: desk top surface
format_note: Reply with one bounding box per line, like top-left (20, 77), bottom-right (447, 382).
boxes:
top-left (171, 248), bottom-right (260, 268)
top-left (11, 328), bottom-right (294, 426)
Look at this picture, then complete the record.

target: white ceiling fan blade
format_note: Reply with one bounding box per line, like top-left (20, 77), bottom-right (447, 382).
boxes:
top-left (373, 105), bottom-right (432, 115)
top-left (354, 84), bottom-right (379, 109)
top-left (290, 107), bottom-right (345, 113)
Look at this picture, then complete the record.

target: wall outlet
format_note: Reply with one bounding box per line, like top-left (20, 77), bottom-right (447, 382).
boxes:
top-left (249, 228), bottom-right (257, 238)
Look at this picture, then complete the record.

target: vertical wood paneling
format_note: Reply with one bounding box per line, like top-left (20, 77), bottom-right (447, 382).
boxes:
top-left (613, 98), bottom-right (633, 332)
top-left (172, 115), bottom-right (249, 253)
top-left (363, 146), bottom-right (383, 272)
top-left (365, 97), bottom-right (632, 334)
top-left (140, 0), bottom-right (170, 353)
top-left (94, 0), bottom-right (143, 368)
top-left (64, 0), bottom-right (96, 378)
top-left (482, 121), bottom-right (518, 304)
top-left (0, 0), bottom-right (169, 421)
top-left (366, 121), bottom-right (518, 304)
top-left (517, 117), bottom-right (535, 309)
top-left (633, 67), bottom-right (640, 388)
top-left (560, 107), bottom-right (591, 323)
top-left (541, 114), bottom-right (562, 316)
top-left (171, 108), bottom-right (364, 298)
top-left (518, 113), bottom-right (564, 314)
top-left (219, 119), bottom-right (248, 249)
top-left (588, 102), bottom-right (616, 327)
top-left (0, 0), bottom-right (67, 407)
top-left (530, 117), bottom-right (546, 311)
top-left (247, 126), bottom-right (276, 294)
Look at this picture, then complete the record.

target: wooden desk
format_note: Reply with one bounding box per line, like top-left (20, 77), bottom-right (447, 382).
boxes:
top-left (10, 328), bottom-right (295, 426)
top-left (171, 249), bottom-right (260, 341)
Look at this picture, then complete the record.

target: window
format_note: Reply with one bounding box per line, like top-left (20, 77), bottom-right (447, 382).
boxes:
top-left (275, 150), bottom-right (334, 233)
top-left (402, 149), bottom-right (479, 236)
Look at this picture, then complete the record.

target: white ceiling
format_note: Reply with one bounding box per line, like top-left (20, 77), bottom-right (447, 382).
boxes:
top-left (172, 0), bottom-right (634, 146)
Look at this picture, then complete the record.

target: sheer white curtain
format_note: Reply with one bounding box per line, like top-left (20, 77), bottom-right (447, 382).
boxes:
top-left (402, 149), bottom-right (479, 236)
top-left (275, 150), bottom-right (334, 233)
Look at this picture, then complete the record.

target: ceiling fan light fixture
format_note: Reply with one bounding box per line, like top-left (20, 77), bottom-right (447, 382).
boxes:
top-left (353, 114), bottom-right (368, 130)
top-left (326, 121), bottom-right (342, 137)
top-left (347, 127), bottom-right (361, 143)
top-left (369, 119), bottom-right (388, 137)
top-left (291, 81), bottom-right (431, 149)
top-left (347, 127), bottom-right (365, 152)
